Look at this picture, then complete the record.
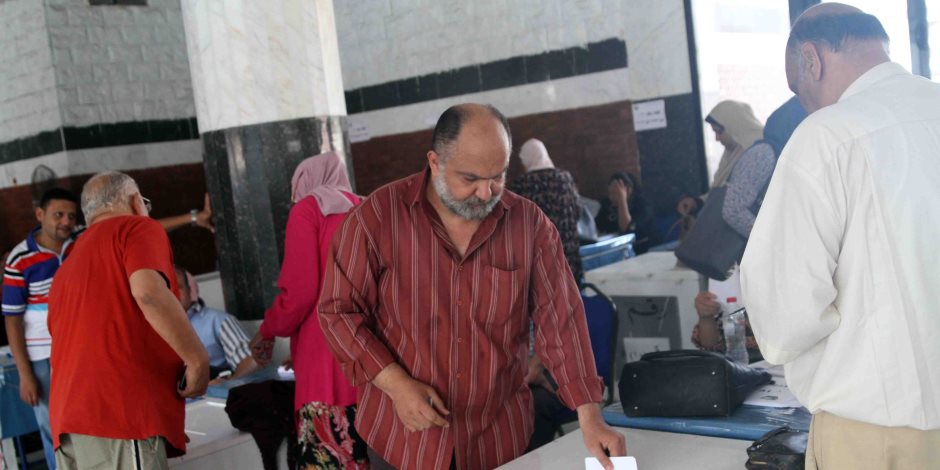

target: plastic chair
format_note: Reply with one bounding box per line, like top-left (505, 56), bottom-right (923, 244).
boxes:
top-left (545, 282), bottom-right (620, 435)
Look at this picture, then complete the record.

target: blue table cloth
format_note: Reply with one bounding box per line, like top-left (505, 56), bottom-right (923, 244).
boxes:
top-left (603, 402), bottom-right (811, 441)
top-left (1, 356), bottom-right (40, 439)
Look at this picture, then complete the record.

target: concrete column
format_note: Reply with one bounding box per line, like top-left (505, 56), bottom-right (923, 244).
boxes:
top-left (181, 0), bottom-right (351, 318)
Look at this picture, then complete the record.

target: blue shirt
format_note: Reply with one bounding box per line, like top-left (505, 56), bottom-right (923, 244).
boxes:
top-left (186, 300), bottom-right (251, 370)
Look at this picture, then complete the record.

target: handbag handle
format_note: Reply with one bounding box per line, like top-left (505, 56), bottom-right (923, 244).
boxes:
top-left (642, 349), bottom-right (724, 361)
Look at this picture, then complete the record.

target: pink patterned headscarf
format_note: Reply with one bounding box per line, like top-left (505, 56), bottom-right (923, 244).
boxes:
top-left (290, 152), bottom-right (356, 215)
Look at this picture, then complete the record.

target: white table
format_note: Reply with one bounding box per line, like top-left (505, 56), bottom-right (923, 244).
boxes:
top-left (169, 398), bottom-right (286, 470)
top-left (585, 252), bottom-right (702, 350)
top-left (497, 428), bottom-right (749, 469)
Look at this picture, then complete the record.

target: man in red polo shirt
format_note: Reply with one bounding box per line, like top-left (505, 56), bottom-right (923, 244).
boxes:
top-left (48, 171), bottom-right (209, 468)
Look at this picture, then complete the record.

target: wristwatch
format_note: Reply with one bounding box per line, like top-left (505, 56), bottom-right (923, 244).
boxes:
top-left (190, 209), bottom-right (198, 226)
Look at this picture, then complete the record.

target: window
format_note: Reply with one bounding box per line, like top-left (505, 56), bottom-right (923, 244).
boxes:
top-left (692, 0), bottom-right (793, 184)
top-left (928, 0), bottom-right (940, 80)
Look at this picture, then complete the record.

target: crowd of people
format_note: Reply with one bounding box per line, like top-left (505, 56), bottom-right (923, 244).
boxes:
top-left (2, 3), bottom-right (938, 470)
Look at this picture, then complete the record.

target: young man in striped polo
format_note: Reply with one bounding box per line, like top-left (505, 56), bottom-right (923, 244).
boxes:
top-left (3, 187), bottom-right (80, 470)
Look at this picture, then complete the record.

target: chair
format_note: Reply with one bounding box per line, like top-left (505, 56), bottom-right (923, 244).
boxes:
top-left (544, 282), bottom-right (620, 437)
top-left (580, 282), bottom-right (619, 405)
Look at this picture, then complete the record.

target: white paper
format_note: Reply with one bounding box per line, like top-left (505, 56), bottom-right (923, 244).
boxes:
top-left (632, 100), bottom-right (667, 131)
top-left (585, 456), bottom-right (638, 470)
top-left (743, 383), bottom-right (803, 408)
top-left (277, 365), bottom-right (296, 381)
top-left (622, 337), bottom-right (669, 363)
top-left (708, 267), bottom-right (742, 308)
top-left (348, 121), bottom-right (370, 143)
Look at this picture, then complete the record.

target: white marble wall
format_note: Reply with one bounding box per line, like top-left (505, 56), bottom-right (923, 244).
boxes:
top-left (45, 0), bottom-right (195, 126)
top-left (0, 0), bottom-right (61, 143)
top-left (0, 140), bottom-right (203, 190)
top-left (335, 0), bottom-right (692, 139)
top-left (181, 0), bottom-right (347, 134)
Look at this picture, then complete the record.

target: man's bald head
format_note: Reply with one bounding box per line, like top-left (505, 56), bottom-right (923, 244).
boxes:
top-left (81, 171), bottom-right (141, 223)
top-left (787, 4), bottom-right (888, 53)
top-left (784, 3), bottom-right (890, 113)
top-left (431, 103), bottom-right (512, 162)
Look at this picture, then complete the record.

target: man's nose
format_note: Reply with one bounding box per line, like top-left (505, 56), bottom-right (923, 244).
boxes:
top-left (475, 181), bottom-right (493, 201)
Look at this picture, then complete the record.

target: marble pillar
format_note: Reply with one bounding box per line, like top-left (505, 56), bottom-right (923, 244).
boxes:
top-left (181, 0), bottom-right (350, 319)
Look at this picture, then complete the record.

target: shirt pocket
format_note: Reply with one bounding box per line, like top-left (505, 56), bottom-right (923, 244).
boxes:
top-left (474, 265), bottom-right (526, 333)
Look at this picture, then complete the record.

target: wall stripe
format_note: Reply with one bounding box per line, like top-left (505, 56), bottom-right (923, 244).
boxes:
top-left (344, 38), bottom-right (628, 114)
top-left (0, 117), bottom-right (200, 165)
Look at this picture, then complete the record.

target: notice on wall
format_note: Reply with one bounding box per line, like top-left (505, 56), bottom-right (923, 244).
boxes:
top-left (632, 99), bottom-right (667, 131)
top-left (348, 120), bottom-right (371, 143)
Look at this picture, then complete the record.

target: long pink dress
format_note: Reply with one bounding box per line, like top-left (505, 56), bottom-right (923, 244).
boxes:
top-left (259, 193), bottom-right (360, 411)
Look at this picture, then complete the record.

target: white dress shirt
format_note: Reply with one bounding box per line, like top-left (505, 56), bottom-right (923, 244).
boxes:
top-left (742, 62), bottom-right (940, 430)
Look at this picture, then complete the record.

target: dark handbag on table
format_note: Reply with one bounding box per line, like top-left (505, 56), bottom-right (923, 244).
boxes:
top-left (674, 185), bottom-right (746, 281)
top-left (745, 426), bottom-right (808, 470)
top-left (618, 349), bottom-right (771, 417)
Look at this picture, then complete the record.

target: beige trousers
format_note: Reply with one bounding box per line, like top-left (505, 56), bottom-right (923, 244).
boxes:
top-left (806, 411), bottom-right (940, 470)
top-left (55, 433), bottom-right (168, 470)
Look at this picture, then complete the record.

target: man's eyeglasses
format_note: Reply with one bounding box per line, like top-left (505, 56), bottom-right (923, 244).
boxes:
top-left (141, 196), bottom-right (152, 213)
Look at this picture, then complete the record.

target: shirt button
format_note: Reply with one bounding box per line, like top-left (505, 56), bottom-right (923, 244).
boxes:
top-left (456, 373), bottom-right (462, 378)
top-left (458, 266), bottom-right (463, 271)
top-left (457, 337), bottom-right (463, 343)
top-left (456, 300), bottom-right (462, 307)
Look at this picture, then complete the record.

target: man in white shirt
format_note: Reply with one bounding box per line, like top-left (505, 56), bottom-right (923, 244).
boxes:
top-left (741, 4), bottom-right (940, 469)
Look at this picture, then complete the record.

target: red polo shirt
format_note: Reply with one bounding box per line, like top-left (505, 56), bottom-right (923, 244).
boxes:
top-left (48, 216), bottom-right (185, 456)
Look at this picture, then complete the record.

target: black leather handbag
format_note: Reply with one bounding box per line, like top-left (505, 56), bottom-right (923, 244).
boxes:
top-left (674, 186), bottom-right (746, 281)
top-left (745, 426), bottom-right (808, 470)
top-left (618, 350), bottom-right (771, 417)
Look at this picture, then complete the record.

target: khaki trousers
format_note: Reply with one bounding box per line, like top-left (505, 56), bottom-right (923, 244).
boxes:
top-left (806, 411), bottom-right (940, 470)
top-left (55, 433), bottom-right (168, 470)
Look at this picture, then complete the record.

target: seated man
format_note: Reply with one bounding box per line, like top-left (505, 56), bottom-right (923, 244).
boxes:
top-left (175, 266), bottom-right (259, 383)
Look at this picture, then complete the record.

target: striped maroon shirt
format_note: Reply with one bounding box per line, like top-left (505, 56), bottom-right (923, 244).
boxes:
top-left (318, 169), bottom-right (603, 470)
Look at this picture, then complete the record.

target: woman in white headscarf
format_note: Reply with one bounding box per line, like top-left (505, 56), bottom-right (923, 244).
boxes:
top-left (508, 138), bottom-right (583, 282)
top-left (676, 100), bottom-right (764, 216)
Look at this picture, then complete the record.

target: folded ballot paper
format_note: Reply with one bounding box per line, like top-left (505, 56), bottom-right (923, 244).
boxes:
top-left (585, 456), bottom-right (638, 470)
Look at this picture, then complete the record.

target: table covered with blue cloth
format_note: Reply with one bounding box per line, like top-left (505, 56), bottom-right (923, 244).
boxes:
top-left (603, 401), bottom-right (811, 441)
top-left (1, 355), bottom-right (39, 439)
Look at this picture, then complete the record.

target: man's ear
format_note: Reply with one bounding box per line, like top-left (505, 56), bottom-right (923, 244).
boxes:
top-left (801, 42), bottom-right (823, 82)
top-left (34, 207), bottom-right (44, 223)
top-left (428, 150), bottom-right (441, 174)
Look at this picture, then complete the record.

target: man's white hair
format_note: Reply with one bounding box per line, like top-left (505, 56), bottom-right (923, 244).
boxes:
top-left (81, 171), bottom-right (139, 221)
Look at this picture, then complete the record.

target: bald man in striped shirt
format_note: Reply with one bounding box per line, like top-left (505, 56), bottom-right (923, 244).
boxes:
top-left (319, 103), bottom-right (625, 470)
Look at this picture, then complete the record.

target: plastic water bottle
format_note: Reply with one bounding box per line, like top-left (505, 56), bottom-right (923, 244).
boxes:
top-left (722, 297), bottom-right (749, 365)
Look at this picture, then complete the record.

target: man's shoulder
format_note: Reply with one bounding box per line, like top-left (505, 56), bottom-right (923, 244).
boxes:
top-left (347, 172), bottom-right (423, 223)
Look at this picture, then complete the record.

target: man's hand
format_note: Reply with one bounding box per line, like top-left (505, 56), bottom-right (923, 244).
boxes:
top-left (195, 193), bottom-right (215, 233)
top-left (249, 331), bottom-right (275, 366)
top-left (178, 363), bottom-right (209, 398)
top-left (695, 291), bottom-right (721, 318)
top-left (578, 404), bottom-right (626, 470)
top-left (18, 371), bottom-right (40, 406)
top-left (608, 180), bottom-right (630, 206)
top-left (525, 356), bottom-right (553, 391)
top-left (374, 363), bottom-right (450, 432)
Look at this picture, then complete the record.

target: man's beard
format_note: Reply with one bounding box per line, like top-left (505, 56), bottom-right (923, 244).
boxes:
top-left (433, 168), bottom-right (500, 221)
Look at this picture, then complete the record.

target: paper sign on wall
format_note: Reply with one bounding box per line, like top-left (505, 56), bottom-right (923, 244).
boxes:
top-left (623, 337), bottom-right (670, 363)
top-left (348, 121), bottom-right (371, 143)
top-left (632, 100), bottom-right (667, 131)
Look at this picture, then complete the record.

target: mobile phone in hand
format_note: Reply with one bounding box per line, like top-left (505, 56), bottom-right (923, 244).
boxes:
top-left (178, 367), bottom-right (187, 391)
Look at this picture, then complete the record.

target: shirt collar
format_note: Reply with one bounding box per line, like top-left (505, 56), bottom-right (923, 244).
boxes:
top-left (26, 226), bottom-right (77, 255)
top-left (187, 299), bottom-right (205, 319)
top-left (839, 62), bottom-right (909, 103)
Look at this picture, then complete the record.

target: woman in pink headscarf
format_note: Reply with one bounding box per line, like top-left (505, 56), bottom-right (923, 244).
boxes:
top-left (249, 152), bottom-right (367, 468)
